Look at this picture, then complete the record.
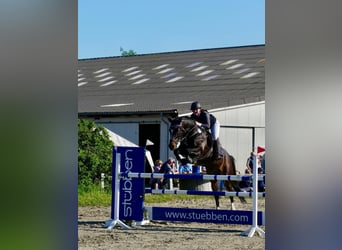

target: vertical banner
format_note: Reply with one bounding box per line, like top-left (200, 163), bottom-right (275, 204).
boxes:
top-left (111, 146), bottom-right (145, 221)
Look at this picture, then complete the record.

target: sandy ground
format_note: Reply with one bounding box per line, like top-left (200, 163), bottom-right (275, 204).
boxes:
top-left (78, 197), bottom-right (265, 250)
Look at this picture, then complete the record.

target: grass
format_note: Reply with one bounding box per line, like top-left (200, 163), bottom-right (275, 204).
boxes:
top-left (78, 185), bottom-right (213, 206)
top-left (78, 184), bottom-right (258, 207)
top-left (78, 185), bottom-right (112, 206)
top-left (144, 193), bottom-right (212, 203)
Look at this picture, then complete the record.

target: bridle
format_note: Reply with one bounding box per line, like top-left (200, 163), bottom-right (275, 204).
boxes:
top-left (170, 120), bottom-right (204, 147)
top-left (169, 118), bottom-right (214, 162)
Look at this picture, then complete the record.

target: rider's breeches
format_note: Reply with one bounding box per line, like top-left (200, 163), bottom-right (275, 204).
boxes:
top-left (210, 121), bottom-right (220, 140)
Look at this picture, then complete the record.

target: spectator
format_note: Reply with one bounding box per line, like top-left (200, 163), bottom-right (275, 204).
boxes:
top-left (246, 153), bottom-right (265, 192)
top-left (257, 155), bottom-right (263, 172)
top-left (159, 157), bottom-right (176, 189)
top-left (150, 159), bottom-right (163, 189)
top-left (257, 154), bottom-right (265, 192)
top-left (246, 151), bottom-right (254, 173)
top-left (261, 153), bottom-right (266, 174)
top-left (171, 161), bottom-right (179, 174)
top-left (239, 168), bottom-right (253, 192)
top-left (179, 162), bottom-right (192, 174)
top-left (171, 160), bottom-right (179, 187)
top-left (261, 153), bottom-right (266, 189)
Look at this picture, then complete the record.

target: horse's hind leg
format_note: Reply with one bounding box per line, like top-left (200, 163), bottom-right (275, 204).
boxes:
top-left (225, 180), bottom-right (236, 210)
top-left (232, 181), bottom-right (247, 204)
top-left (211, 180), bottom-right (220, 209)
top-left (229, 196), bottom-right (235, 210)
top-left (215, 196), bottom-right (220, 209)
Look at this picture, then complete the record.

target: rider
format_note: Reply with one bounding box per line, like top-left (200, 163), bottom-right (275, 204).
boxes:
top-left (190, 101), bottom-right (222, 160)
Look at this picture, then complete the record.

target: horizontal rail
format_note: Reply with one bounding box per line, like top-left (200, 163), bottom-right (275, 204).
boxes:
top-left (145, 188), bottom-right (266, 197)
top-left (120, 172), bottom-right (266, 181)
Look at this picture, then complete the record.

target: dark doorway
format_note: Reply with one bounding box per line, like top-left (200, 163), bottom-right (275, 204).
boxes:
top-left (139, 123), bottom-right (160, 186)
top-left (139, 123), bottom-right (160, 166)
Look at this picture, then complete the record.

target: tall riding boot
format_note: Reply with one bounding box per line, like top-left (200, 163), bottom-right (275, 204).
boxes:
top-left (213, 139), bottom-right (222, 160)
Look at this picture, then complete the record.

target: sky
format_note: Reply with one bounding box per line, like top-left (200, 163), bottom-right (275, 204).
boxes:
top-left (78, 0), bottom-right (265, 59)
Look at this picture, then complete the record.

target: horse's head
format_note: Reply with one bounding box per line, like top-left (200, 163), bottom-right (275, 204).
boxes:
top-left (168, 116), bottom-right (198, 150)
top-left (168, 117), bottom-right (186, 150)
top-left (168, 116), bottom-right (213, 165)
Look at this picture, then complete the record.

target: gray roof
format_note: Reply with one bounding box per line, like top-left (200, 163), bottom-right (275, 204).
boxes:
top-left (78, 44), bottom-right (265, 117)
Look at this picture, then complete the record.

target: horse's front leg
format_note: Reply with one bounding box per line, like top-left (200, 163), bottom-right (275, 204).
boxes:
top-left (175, 148), bottom-right (194, 164)
top-left (187, 148), bottom-right (202, 164)
top-left (173, 148), bottom-right (182, 162)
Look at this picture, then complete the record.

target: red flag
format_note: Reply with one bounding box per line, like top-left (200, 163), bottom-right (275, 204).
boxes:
top-left (257, 146), bottom-right (265, 154)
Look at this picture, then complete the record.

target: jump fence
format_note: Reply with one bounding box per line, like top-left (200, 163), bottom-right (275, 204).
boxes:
top-left (104, 146), bottom-right (265, 237)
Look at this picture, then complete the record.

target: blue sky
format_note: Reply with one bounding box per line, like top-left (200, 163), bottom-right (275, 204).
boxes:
top-left (78, 0), bottom-right (264, 59)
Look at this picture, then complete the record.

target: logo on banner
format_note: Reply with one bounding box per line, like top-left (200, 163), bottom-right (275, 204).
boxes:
top-left (121, 149), bottom-right (133, 217)
top-left (111, 146), bottom-right (145, 221)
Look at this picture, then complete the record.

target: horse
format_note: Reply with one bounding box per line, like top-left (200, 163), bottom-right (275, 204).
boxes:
top-left (168, 116), bottom-right (246, 210)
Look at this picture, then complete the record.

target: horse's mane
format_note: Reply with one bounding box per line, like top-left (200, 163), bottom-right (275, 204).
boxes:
top-left (179, 116), bottom-right (196, 126)
top-left (173, 116), bottom-right (213, 149)
top-left (169, 116), bottom-right (195, 128)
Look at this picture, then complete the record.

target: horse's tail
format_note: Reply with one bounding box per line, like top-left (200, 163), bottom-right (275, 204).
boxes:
top-left (229, 154), bottom-right (247, 204)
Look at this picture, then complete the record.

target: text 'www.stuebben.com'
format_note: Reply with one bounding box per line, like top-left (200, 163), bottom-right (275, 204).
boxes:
top-left (164, 211), bottom-right (249, 223)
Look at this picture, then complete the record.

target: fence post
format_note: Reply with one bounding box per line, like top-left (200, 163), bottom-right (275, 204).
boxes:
top-left (101, 173), bottom-right (105, 191)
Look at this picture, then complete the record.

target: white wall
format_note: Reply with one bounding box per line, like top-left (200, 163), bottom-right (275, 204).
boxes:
top-left (92, 115), bottom-right (174, 163)
top-left (213, 101), bottom-right (265, 127)
top-left (210, 101), bottom-right (265, 173)
top-left (219, 127), bottom-right (254, 173)
top-left (102, 122), bottom-right (139, 145)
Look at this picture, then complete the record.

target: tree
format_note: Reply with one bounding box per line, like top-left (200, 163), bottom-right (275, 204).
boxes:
top-left (120, 47), bottom-right (137, 56)
top-left (78, 119), bottom-right (114, 186)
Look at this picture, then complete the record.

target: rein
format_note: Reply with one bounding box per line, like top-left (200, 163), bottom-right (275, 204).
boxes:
top-left (179, 121), bottom-right (213, 161)
top-left (171, 120), bottom-right (200, 144)
top-left (182, 122), bottom-right (201, 141)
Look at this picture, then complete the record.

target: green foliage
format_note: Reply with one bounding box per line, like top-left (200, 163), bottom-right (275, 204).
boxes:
top-left (78, 119), bottom-right (114, 186)
top-left (120, 47), bottom-right (137, 56)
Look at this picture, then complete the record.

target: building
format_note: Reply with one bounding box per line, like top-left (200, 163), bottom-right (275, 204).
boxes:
top-left (78, 44), bottom-right (265, 173)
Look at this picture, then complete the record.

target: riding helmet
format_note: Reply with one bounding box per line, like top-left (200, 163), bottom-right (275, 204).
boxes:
top-left (190, 101), bottom-right (201, 110)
